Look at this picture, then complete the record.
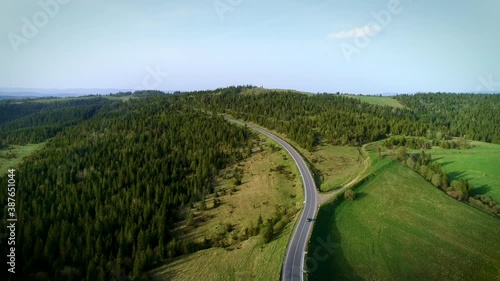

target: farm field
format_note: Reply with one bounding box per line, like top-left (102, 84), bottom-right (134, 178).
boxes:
top-left (307, 155), bottom-right (500, 281)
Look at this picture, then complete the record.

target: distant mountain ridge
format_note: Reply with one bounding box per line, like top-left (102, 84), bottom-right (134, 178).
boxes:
top-left (0, 88), bottom-right (133, 98)
top-left (0, 87), bottom-right (498, 99)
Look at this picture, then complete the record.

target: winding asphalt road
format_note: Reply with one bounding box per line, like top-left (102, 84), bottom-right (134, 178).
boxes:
top-left (225, 118), bottom-right (318, 281)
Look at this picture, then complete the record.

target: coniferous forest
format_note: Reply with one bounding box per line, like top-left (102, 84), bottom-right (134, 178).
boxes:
top-left (190, 86), bottom-right (499, 149)
top-left (1, 95), bottom-right (253, 280)
top-left (0, 88), bottom-right (498, 280)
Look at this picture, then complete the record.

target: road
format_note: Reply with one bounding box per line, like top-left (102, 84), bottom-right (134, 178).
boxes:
top-left (225, 118), bottom-right (318, 281)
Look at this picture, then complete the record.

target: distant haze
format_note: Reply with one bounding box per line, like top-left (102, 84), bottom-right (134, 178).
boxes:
top-left (0, 87), bottom-right (135, 97)
top-left (1, 0), bottom-right (499, 94)
top-left (1, 88), bottom-right (499, 99)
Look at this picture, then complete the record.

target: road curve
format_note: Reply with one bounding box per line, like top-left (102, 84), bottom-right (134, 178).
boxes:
top-left (226, 118), bottom-right (318, 281)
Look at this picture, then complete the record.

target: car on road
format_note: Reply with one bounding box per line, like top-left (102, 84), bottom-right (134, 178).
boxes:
top-left (306, 218), bottom-right (314, 222)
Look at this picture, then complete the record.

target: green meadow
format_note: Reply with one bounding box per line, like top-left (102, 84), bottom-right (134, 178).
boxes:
top-left (307, 153), bottom-right (500, 281)
top-left (345, 95), bottom-right (405, 108)
top-left (0, 143), bottom-right (45, 176)
top-left (428, 141), bottom-right (500, 202)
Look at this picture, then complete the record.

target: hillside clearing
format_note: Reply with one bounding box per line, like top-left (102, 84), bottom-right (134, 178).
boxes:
top-left (344, 95), bottom-right (405, 108)
top-left (151, 134), bottom-right (303, 281)
top-left (0, 143), bottom-right (45, 175)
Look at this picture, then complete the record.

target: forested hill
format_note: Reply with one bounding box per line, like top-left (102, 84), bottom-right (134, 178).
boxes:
top-left (1, 95), bottom-right (253, 280)
top-left (0, 98), bottom-right (109, 145)
top-left (395, 93), bottom-right (499, 143)
top-left (0, 88), bottom-right (498, 280)
top-left (187, 86), bottom-right (499, 149)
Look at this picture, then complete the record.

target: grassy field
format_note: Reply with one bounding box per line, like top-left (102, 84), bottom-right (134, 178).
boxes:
top-left (307, 153), bottom-right (500, 281)
top-left (151, 134), bottom-right (304, 281)
top-left (222, 115), bottom-right (368, 193)
top-left (271, 138), bottom-right (366, 193)
top-left (372, 138), bottom-right (500, 202)
top-left (426, 141), bottom-right (500, 202)
top-left (260, 136), bottom-right (366, 193)
top-left (0, 143), bottom-right (45, 175)
top-left (344, 95), bottom-right (405, 108)
top-left (308, 144), bottom-right (365, 192)
top-left (151, 222), bottom-right (296, 281)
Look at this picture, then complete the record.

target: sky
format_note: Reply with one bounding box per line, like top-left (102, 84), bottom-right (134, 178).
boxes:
top-left (1, 0), bottom-right (499, 94)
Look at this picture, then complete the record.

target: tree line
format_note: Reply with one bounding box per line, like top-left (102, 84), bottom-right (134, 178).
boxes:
top-left (0, 98), bottom-right (109, 145)
top-left (395, 93), bottom-right (500, 144)
top-left (392, 147), bottom-right (499, 216)
top-left (383, 136), bottom-right (472, 150)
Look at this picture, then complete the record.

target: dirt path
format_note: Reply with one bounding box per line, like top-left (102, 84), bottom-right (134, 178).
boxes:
top-left (318, 145), bottom-right (371, 205)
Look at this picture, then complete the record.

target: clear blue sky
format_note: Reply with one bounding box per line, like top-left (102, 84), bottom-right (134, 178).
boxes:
top-left (1, 0), bottom-right (499, 94)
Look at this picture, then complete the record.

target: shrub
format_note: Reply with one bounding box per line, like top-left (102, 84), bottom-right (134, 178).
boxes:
top-left (344, 189), bottom-right (356, 201)
top-left (233, 177), bottom-right (242, 186)
top-left (260, 223), bottom-right (274, 244)
top-left (431, 173), bottom-right (441, 187)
